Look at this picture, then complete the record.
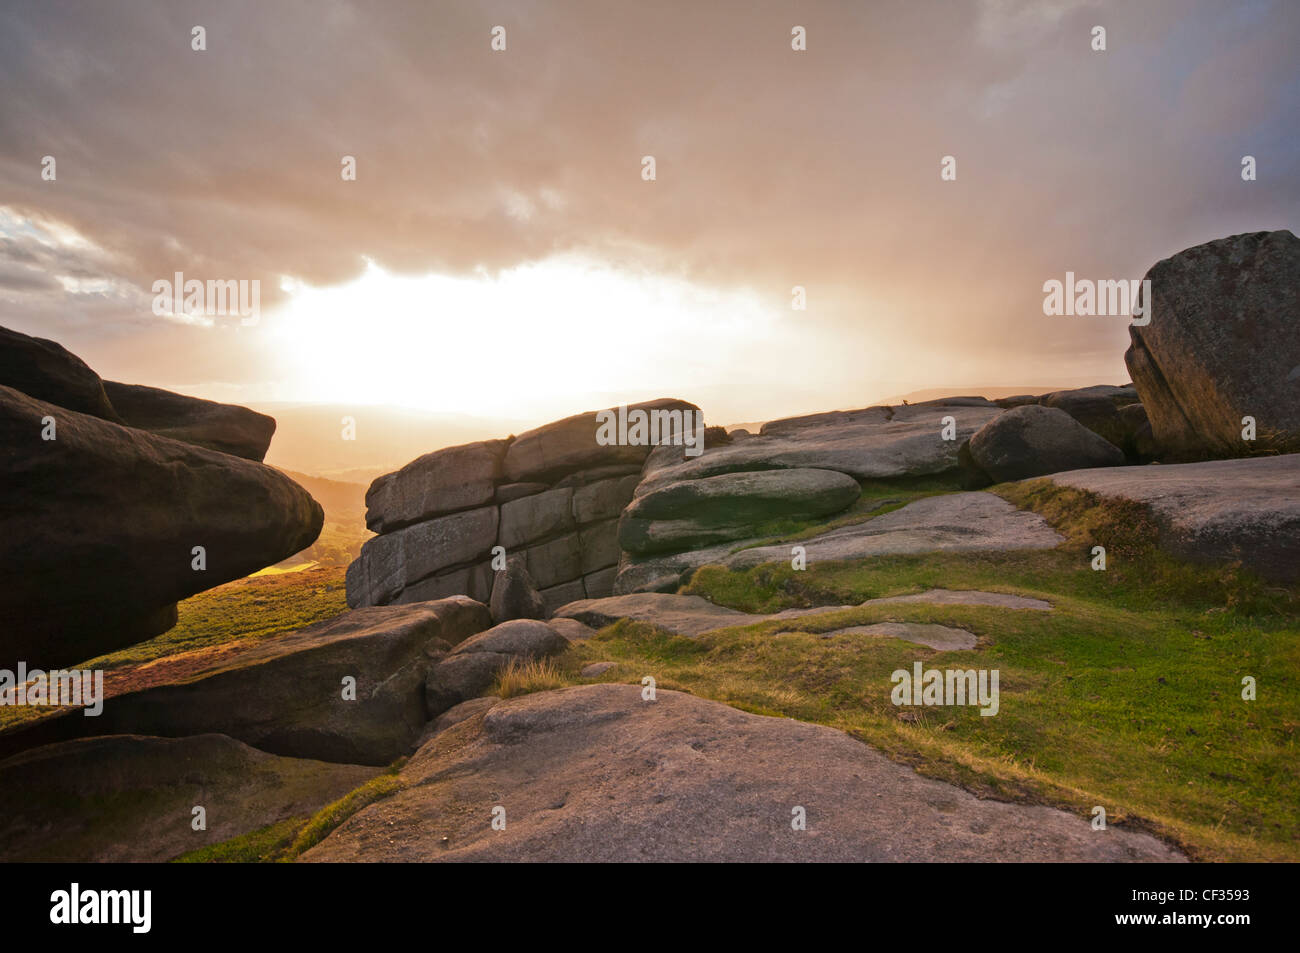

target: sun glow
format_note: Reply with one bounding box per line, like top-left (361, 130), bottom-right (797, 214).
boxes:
top-left (266, 255), bottom-right (781, 420)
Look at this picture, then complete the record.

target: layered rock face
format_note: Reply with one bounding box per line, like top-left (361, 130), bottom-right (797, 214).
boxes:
top-left (346, 398), bottom-right (699, 614)
top-left (1125, 230), bottom-right (1300, 460)
top-left (0, 326), bottom-right (322, 668)
top-left (613, 399), bottom-right (1000, 593)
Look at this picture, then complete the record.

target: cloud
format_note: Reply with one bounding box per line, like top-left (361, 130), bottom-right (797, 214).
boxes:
top-left (0, 0), bottom-right (1296, 417)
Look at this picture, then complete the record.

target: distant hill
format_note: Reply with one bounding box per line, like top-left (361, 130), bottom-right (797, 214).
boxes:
top-left (272, 468), bottom-right (372, 570)
top-left (254, 403), bottom-right (532, 484)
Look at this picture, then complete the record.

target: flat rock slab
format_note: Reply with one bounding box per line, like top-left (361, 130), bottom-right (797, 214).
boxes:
top-left (1047, 455), bottom-right (1300, 582)
top-left (301, 684), bottom-right (1184, 863)
top-left (862, 589), bottom-right (1052, 611)
top-left (0, 733), bottom-right (377, 862)
top-left (557, 587), bottom-right (1053, 639)
top-left (721, 492), bottom-right (1064, 569)
top-left (811, 622), bottom-right (978, 651)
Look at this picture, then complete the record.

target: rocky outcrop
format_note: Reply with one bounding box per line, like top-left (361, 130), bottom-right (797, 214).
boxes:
top-left (347, 399), bottom-right (699, 612)
top-left (1047, 454), bottom-right (1300, 582)
top-left (0, 325), bottom-right (121, 421)
top-left (967, 405), bottom-right (1125, 482)
top-left (0, 598), bottom-right (491, 765)
top-left (0, 733), bottom-right (377, 862)
top-left (0, 385), bottom-right (322, 669)
top-left (1125, 230), bottom-right (1300, 460)
top-left (1040, 385), bottom-right (1139, 456)
top-left (618, 468), bottom-right (861, 556)
top-left (489, 556), bottom-right (547, 623)
top-left (301, 684), bottom-right (1184, 863)
top-left (101, 380), bottom-right (277, 462)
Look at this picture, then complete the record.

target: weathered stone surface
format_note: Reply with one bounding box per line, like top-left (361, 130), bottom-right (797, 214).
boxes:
top-left (582, 566), bottom-right (618, 599)
top-left (1125, 230), bottom-right (1300, 459)
top-left (394, 563), bottom-right (492, 605)
top-left (620, 468), bottom-right (860, 556)
top-left (1048, 454), bottom-right (1300, 582)
top-left (302, 684), bottom-right (1184, 862)
top-left (0, 733), bottom-right (377, 862)
top-left (0, 324), bottom-right (120, 421)
top-left (425, 652), bottom-right (509, 716)
top-left (578, 519), bottom-right (622, 574)
top-left (636, 403), bottom-right (1000, 497)
top-left (504, 398), bottom-right (700, 483)
top-left (557, 587), bottom-right (1050, 641)
top-left (554, 464), bottom-right (644, 488)
top-left (994, 394), bottom-right (1041, 409)
top-left (346, 505), bottom-right (497, 608)
top-left (494, 482), bottom-right (548, 504)
top-left (523, 533), bottom-right (583, 589)
top-left (811, 622), bottom-right (977, 651)
top-left (365, 439), bottom-right (505, 532)
top-left (451, 619), bottom-right (568, 661)
top-left (546, 618), bottom-right (597, 642)
top-left (572, 474), bottom-right (641, 524)
top-left (102, 380), bottom-right (276, 461)
top-left (499, 486), bottom-right (574, 548)
top-left (425, 620), bottom-right (567, 715)
top-left (489, 556), bottom-right (547, 623)
top-left (1041, 385), bottom-right (1137, 452)
top-left (0, 385), bottom-right (323, 669)
top-left (1119, 402), bottom-right (1152, 459)
top-left (419, 696), bottom-right (501, 747)
top-left (539, 580), bottom-right (586, 615)
top-left (720, 492), bottom-right (1064, 570)
top-left (0, 599), bottom-right (491, 765)
top-left (580, 661), bottom-right (616, 677)
top-left (968, 405), bottom-right (1125, 482)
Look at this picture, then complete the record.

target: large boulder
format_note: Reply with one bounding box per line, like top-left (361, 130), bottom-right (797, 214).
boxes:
top-left (365, 439), bottom-right (507, 533)
top-left (0, 598), bottom-right (492, 765)
top-left (0, 733), bottom-right (377, 862)
top-left (967, 405), bottom-right (1125, 482)
top-left (1125, 230), bottom-right (1300, 459)
top-left (0, 385), bottom-right (323, 668)
top-left (619, 468), bottom-right (861, 555)
top-left (1047, 454), bottom-right (1300, 583)
top-left (0, 324), bottom-right (121, 422)
top-left (1040, 385), bottom-right (1138, 454)
top-left (101, 380), bottom-right (276, 461)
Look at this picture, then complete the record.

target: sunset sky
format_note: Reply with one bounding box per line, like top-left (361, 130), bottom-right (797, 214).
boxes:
top-left (1, 0), bottom-right (1297, 429)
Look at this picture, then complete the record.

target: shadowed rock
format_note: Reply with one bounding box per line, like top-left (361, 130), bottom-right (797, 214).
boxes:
top-left (101, 380), bottom-right (276, 461)
top-left (0, 324), bottom-right (121, 421)
top-left (968, 405), bottom-right (1125, 481)
top-left (0, 385), bottom-right (322, 669)
top-left (0, 733), bottom-right (377, 862)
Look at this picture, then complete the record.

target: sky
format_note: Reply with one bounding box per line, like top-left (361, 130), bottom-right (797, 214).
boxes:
top-left (1, 0), bottom-right (1297, 429)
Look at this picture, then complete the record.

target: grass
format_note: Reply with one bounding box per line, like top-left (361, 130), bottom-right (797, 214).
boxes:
top-left (491, 658), bottom-right (567, 698)
top-left (552, 485), bottom-right (1300, 862)
top-left (727, 473), bottom-right (966, 554)
top-left (171, 759), bottom-right (408, 863)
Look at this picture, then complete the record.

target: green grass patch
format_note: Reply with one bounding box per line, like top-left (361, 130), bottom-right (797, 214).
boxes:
top-left (565, 489), bottom-right (1300, 862)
